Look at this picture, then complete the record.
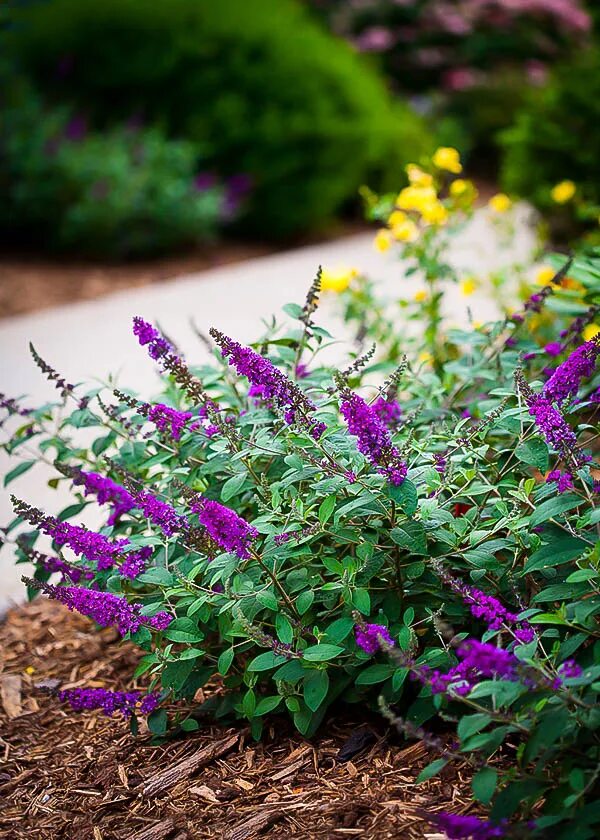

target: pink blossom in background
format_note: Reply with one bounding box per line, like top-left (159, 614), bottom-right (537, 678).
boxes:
top-left (442, 67), bottom-right (479, 92)
top-left (525, 60), bottom-right (548, 86)
top-left (354, 26), bottom-right (396, 52)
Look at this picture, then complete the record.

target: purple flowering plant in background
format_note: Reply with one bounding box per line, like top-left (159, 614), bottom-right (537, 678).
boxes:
top-left (2, 246), bottom-right (600, 838)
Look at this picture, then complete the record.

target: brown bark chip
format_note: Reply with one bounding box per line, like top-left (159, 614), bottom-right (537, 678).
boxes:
top-left (0, 599), bottom-right (478, 839)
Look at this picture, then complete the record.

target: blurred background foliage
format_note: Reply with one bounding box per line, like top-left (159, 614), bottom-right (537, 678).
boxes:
top-left (1, 0), bottom-right (599, 256)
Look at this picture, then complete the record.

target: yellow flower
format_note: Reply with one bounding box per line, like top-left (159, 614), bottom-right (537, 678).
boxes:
top-left (396, 185), bottom-right (437, 212)
top-left (488, 193), bottom-right (511, 213)
top-left (414, 289), bottom-right (428, 302)
top-left (551, 180), bottom-right (576, 204)
top-left (420, 201), bottom-right (448, 225)
top-left (450, 178), bottom-right (468, 196)
top-left (432, 146), bottom-right (462, 174)
top-left (391, 218), bottom-right (419, 242)
top-left (25, 666), bottom-right (35, 675)
top-left (419, 351), bottom-right (434, 364)
top-left (583, 324), bottom-right (600, 342)
top-left (374, 229), bottom-right (392, 253)
top-left (406, 164), bottom-right (433, 187)
top-left (536, 266), bottom-right (557, 286)
top-left (320, 266), bottom-right (358, 293)
top-left (460, 277), bottom-right (478, 296)
top-left (472, 320), bottom-right (483, 330)
top-left (388, 209), bottom-right (408, 227)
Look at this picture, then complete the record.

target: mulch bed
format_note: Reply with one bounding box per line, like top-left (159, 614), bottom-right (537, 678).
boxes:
top-left (0, 599), bottom-right (474, 839)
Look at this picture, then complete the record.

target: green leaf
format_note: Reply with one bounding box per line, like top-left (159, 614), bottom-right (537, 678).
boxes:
top-left (296, 590), bottom-right (314, 615)
top-left (352, 588), bottom-right (370, 615)
top-left (161, 658), bottom-right (196, 692)
top-left (248, 651), bottom-right (289, 671)
top-left (91, 434), bottom-right (114, 456)
top-left (416, 758), bottom-right (447, 783)
top-left (523, 535), bottom-right (586, 574)
top-left (304, 670), bottom-right (329, 711)
top-left (180, 718), bottom-right (199, 732)
top-left (391, 520), bottom-right (427, 555)
top-left (388, 480), bottom-right (418, 515)
top-left (243, 689), bottom-right (256, 718)
top-left (57, 502), bottom-right (87, 521)
top-left (139, 567), bottom-right (175, 586)
top-left (4, 460), bottom-right (36, 487)
top-left (257, 590), bottom-right (279, 611)
top-left (255, 695), bottom-right (282, 716)
top-left (282, 302), bottom-right (303, 319)
top-left (325, 617), bottom-right (355, 643)
top-left (457, 713), bottom-right (492, 741)
top-left (530, 494), bottom-right (580, 528)
top-left (274, 659), bottom-right (305, 683)
top-left (472, 766), bottom-right (497, 805)
top-left (217, 648), bottom-right (234, 676)
top-left (302, 644), bottom-right (344, 662)
top-left (355, 664), bottom-right (394, 685)
top-left (147, 709), bottom-right (168, 735)
top-left (164, 618), bottom-right (203, 644)
top-left (318, 494), bottom-right (336, 524)
top-left (515, 439), bottom-right (549, 471)
top-left (221, 473), bottom-right (247, 502)
top-left (276, 613), bottom-right (294, 645)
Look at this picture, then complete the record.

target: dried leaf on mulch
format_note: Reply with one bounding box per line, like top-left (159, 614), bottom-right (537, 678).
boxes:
top-left (0, 599), bottom-right (477, 839)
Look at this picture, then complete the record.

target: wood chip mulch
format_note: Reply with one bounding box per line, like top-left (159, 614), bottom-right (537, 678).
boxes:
top-left (0, 599), bottom-right (474, 839)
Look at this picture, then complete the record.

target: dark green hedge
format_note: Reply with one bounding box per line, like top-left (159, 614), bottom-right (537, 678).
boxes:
top-left (500, 47), bottom-right (600, 209)
top-left (9, 0), bottom-right (431, 238)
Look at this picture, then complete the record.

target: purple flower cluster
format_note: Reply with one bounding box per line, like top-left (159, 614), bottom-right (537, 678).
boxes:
top-left (38, 552), bottom-right (94, 584)
top-left (527, 394), bottom-right (577, 452)
top-left (210, 328), bottom-right (326, 439)
top-left (436, 567), bottom-right (534, 643)
top-left (543, 339), bottom-right (600, 405)
top-left (355, 623), bottom-right (395, 655)
top-left (190, 497), bottom-right (258, 559)
top-left (372, 396), bottom-right (403, 427)
top-left (41, 582), bottom-right (172, 636)
top-left (147, 403), bottom-right (193, 440)
top-left (546, 469), bottom-right (574, 493)
top-left (428, 812), bottom-right (505, 840)
top-left (544, 341), bottom-right (562, 358)
top-left (424, 639), bottom-right (519, 696)
top-left (134, 489), bottom-right (189, 537)
top-left (58, 687), bottom-right (161, 718)
top-left (72, 470), bottom-right (134, 525)
top-left (132, 317), bottom-right (177, 365)
top-left (558, 658), bottom-right (583, 679)
top-left (340, 392), bottom-right (407, 485)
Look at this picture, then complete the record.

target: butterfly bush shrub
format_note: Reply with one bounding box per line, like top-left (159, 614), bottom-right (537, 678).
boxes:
top-left (2, 151), bottom-right (600, 839)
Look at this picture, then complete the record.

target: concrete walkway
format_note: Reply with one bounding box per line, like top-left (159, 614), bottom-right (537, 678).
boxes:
top-left (0, 211), bottom-right (537, 611)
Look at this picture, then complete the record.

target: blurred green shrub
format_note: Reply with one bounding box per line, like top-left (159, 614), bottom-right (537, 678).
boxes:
top-left (8, 0), bottom-right (431, 238)
top-left (0, 91), bottom-right (225, 258)
top-left (500, 48), bottom-right (600, 238)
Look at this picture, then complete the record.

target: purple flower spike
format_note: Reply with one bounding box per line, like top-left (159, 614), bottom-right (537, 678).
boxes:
top-left (546, 469), bottom-right (574, 493)
top-left (209, 328), bottom-right (326, 439)
top-left (527, 394), bottom-right (577, 452)
top-left (72, 470), bottom-right (135, 526)
top-left (147, 403), bottom-right (192, 440)
top-left (132, 317), bottom-right (177, 365)
top-left (544, 339), bottom-right (600, 405)
top-left (134, 490), bottom-right (189, 537)
top-left (36, 581), bottom-right (171, 636)
top-left (355, 623), bottom-right (394, 655)
top-left (427, 811), bottom-right (506, 839)
top-left (372, 396), bottom-right (403, 427)
top-left (340, 392), bottom-right (407, 485)
top-left (58, 687), bottom-right (161, 719)
top-left (190, 497), bottom-right (258, 559)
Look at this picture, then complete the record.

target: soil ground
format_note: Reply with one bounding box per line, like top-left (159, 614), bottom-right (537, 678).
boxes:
top-left (0, 599), bottom-right (476, 839)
